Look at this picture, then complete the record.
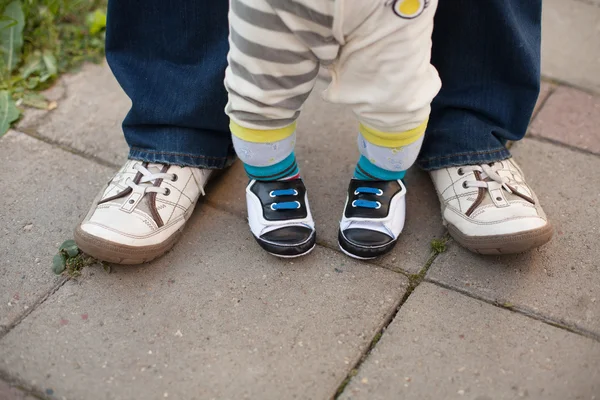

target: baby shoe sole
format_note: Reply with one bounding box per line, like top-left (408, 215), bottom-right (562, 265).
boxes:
top-left (338, 229), bottom-right (397, 260)
top-left (254, 230), bottom-right (316, 258)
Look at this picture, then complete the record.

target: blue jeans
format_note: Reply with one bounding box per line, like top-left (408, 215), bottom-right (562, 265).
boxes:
top-left (105, 0), bottom-right (541, 171)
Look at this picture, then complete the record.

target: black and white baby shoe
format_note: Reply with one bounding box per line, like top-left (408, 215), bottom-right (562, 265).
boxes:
top-left (338, 179), bottom-right (407, 259)
top-left (245, 179), bottom-right (316, 258)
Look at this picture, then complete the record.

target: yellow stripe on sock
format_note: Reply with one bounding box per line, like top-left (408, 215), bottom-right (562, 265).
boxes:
top-left (359, 119), bottom-right (428, 148)
top-left (230, 120), bottom-right (297, 143)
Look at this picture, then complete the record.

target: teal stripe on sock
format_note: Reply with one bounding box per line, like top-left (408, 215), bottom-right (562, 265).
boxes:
top-left (244, 152), bottom-right (299, 181)
top-left (354, 155), bottom-right (406, 181)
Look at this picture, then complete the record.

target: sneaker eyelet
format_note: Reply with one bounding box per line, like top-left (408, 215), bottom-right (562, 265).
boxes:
top-left (128, 199), bottom-right (135, 204)
top-left (164, 188), bottom-right (171, 196)
top-left (457, 168), bottom-right (464, 176)
top-left (496, 196), bottom-right (503, 201)
top-left (270, 203), bottom-right (278, 210)
top-left (375, 201), bottom-right (382, 209)
top-left (269, 191), bottom-right (276, 198)
top-left (462, 181), bottom-right (469, 189)
top-left (171, 174), bottom-right (178, 182)
top-left (376, 189), bottom-right (383, 196)
top-left (351, 200), bottom-right (357, 208)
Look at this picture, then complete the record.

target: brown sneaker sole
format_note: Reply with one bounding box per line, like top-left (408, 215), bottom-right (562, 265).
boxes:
top-left (447, 223), bottom-right (554, 255)
top-left (74, 225), bottom-right (184, 265)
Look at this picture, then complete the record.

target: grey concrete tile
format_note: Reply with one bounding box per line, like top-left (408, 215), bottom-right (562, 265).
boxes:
top-left (206, 81), bottom-right (444, 274)
top-left (0, 380), bottom-right (37, 400)
top-left (541, 0), bottom-right (600, 93)
top-left (530, 86), bottom-right (600, 154)
top-left (427, 138), bottom-right (600, 335)
top-left (340, 283), bottom-right (600, 400)
top-left (18, 62), bottom-right (130, 166)
top-left (0, 131), bottom-right (114, 332)
top-left (0, 207), bottom-right (409, 400)
top-left (532, 81), bottom-right (555, 117)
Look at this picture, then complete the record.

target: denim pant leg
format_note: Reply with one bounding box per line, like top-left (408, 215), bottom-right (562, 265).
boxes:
top-left (417, 0), bottom-right (542, 171)
top-left (106, 0), bottom-right (233, 168)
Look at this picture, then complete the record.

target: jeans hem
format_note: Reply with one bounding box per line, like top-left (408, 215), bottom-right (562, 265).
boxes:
top-left (129, 147), bottom-right (235, 169)
top-left (417, 147), bottom-right (512, 171)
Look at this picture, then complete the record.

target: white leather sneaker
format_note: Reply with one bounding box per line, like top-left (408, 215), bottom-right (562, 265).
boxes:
top-left (430, 159), bottom-right (553, 254)
top-left (75, 160), bottom-right (212, 264)
top-left (246, 179), bottom-right (316, 258)
top-left (338, 179), bottom-right (407, 260)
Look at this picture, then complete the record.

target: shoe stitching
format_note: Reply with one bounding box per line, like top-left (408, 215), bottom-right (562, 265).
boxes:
top-left (444, 168), bottom-right (461, 212)
top-left (419, 148), bottom-right (510, 162)
top-left (130, 147), bottom-right (228, 160)
top-left (85, 215), bottom-right (187, 240)
top-left (166, 173), bottom-right (192, 223)
top-left (447, 205), bottom-right (545, 225)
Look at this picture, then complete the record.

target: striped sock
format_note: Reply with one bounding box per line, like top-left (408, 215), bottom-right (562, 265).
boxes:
top-left (354, 155), bottom-right (406, 181)
top-left (243, 152), bottom-right (300, 181)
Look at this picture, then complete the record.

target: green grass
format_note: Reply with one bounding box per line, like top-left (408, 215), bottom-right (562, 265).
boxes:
top-left (0, 0), bottom-right (107, 135)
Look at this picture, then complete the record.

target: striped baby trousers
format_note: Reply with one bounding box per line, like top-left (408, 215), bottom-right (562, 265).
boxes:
top-left (225, 0), bottom-right (441, 177)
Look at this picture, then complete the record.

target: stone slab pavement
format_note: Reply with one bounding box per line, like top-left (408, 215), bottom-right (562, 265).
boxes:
top-left (0, 207), bottom-right (408, 400)
top-left (1, 0), bottom-right (600, 398)
top-left (541, 0), bottom-right (600, 93)
top-left (342, 283), bottom-right (600, 400)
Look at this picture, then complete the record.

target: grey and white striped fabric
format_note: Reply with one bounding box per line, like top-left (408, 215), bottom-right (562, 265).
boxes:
top-left (226, 0), bottom-right (339, 129)
top-left (225, 0), bottom-right (441, 135)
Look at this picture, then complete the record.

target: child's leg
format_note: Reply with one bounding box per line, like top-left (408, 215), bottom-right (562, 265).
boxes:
top-left (327, 0), bottom-right (441, 259)
top-left (225, 0), bottom-right (337, 257)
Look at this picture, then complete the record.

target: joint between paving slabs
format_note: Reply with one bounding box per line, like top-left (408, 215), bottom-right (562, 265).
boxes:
top-left (13, 127), bottom-right (121, 170)
top-left (331, 232), bottom-right (450, 399)
top-left (0, 369), bottom-right (49, 400)
top-left (525, 134), bottom-right (600, 158)
top-left (425, 279), bottom-right (600, 343)
top-left (0, 277), bottom-right (69, 341)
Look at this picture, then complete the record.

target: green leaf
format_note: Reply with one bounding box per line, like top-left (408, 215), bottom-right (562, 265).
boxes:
top-left (42, 50), bottom-right (57, 77)
top-left (20, 51), bottom-right (43, 79)
top-left (21, 92), bottom-right (48, 109)
top-left (102, 263), bottom-right (112, 274)
top-left (52, 253), bottom-right (67, 275)
top-left (25, 76), bottom-right (39, 90)
top-left (59, 240), bottom-right (79, 258)
top-left (86, 9), bottom-right (107, 35)
top-left (0, 90), bottom-right (19, 136)
top-left (0, 1), bottom-right (25, 74)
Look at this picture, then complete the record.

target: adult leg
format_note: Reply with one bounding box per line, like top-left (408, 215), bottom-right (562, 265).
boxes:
top-left (422, 0), bottom-right (553, 254)
top-left (106, 0), bottom-right (232, 168)
top-left (75, 0), bottom-right (233, 264)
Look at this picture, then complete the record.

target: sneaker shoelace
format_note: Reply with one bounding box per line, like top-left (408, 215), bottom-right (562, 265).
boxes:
top-left (461, 163), bottom-right (517, 193)
top-left (269, 188), bottom-right (301, 210)
top-left (126, 163), bottom-right (207, 196)
top-left (351, 187), bottom-right (383, 209)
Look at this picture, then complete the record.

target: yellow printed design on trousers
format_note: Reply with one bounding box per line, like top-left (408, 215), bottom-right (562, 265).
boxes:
top-left (392, 0), bottom-right (430, 19)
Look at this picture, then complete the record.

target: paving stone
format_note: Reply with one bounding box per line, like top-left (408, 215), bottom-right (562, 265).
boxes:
top-left (0, 380), bottom-right (37, 400)
top-left (206, 81), bottom-right (444, 274)
top-left (340, 283), bottom-right (600, 400)
top-left (532, 81), bottom-right (554, 117)
top-left (0, 131), bottom-right (114, 332)
top-left (0, 207), bottom-right (409, 400)
top-left (541, 0), bottom-right (600, 93)
top-left (427, 138), bottom-right (600, 336)
top-left (530, 86), bottom-right (600, 154)
top-left (18, 62), bottom-right (130, 166)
